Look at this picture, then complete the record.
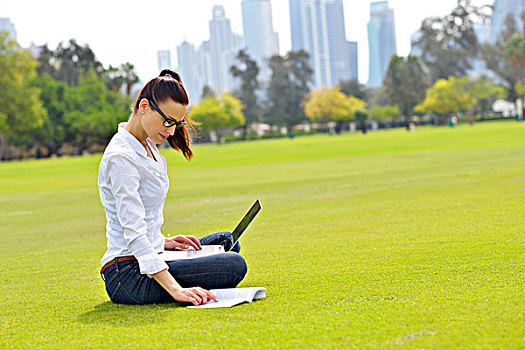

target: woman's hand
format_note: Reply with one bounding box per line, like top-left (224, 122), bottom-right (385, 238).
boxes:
top-left (164, 235), bottom-right (202, 250)
top-left (172, 287), bottom-right (218, 306)
top-left (152, 269), bottom-right (217, 306)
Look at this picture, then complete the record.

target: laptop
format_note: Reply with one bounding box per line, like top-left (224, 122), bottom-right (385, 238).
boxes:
top-left (161, 199), bottom-right (262, 261)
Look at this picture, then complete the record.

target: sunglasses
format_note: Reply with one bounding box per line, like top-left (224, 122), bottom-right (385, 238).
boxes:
top-left (148, 99), bottom-right (187, 129)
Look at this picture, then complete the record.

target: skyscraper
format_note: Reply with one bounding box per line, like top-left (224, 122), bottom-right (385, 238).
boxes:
top-left (0, 18), bottom-right (17, 42)
top-left (241, 0), bottom-right (279, 81)
top-left (176, 6), bottom-right (244, 103)
top-left (157, 50), bottom-right (171, 71)
top-left (367, 1), bottom-right (397, 88)
top-left (208, 5), bottom-right (243, 93)
top-left (491, 0), bottom-right (524, 43)
top-left (289, 0), bottom-right (358, 88)
top-left (177, 42), bottom-right (201, 103)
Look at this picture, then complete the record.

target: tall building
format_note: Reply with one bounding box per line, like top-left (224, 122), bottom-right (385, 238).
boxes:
top-left (176, 6), bottom-right (244, 103)
top-left (0, 18), bottom-right (17, 41)
top-left (157, 50), bottom-right (171, 71)
top-left (177, 41), bottom-right (201, 103)
top-left (367, 1), bottom-right (397, 88)
top-left (241, 0), bottom-right (279, 81)
top-left (348, 41), bottom-right (358, 81)
top-left (491, 0), bottom-right (524, 43)
top-left (289, 0), bottom-right (358, 88)
top-left (208, 5), bottom-right (243, 93)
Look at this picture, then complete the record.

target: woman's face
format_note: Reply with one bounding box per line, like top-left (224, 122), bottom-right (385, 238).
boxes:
top-left (140, 99), bottom-right (188, 144)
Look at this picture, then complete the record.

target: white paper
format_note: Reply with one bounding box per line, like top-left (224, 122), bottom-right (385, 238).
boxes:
top-left (161, 245), bottom-right (224, 261)
top-left (187, 287), bottom-right (267, 309)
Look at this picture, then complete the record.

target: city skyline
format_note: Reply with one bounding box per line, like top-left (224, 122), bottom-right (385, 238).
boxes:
top-left (290, 0), bottom-right (358, 88)
top-left (3, 0), bottom-right (486, 85)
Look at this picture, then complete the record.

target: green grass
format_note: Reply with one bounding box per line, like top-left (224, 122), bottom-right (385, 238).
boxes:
top-left (1, 121), bottom-right (524, 349)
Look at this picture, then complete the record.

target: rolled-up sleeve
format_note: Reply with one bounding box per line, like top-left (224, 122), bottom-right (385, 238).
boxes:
top-left (106, 155), bottom-right (168, 275)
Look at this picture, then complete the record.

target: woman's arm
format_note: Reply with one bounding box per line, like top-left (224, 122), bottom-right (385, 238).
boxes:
top-left (152, 269), bottom-right (217, 305)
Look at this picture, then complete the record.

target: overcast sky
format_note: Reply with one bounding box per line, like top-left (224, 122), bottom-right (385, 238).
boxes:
top-left (4, 0), bottom-right (489, 84)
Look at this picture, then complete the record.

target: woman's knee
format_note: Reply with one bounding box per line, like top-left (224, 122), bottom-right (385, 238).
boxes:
top-left (231, 253), bottom-right (248, 277)
top-left (217, 252), bottom-right (247, 279)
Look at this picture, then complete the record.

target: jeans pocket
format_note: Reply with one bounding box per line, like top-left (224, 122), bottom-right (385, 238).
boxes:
top-left (110, 282), bottom-right (141, 305)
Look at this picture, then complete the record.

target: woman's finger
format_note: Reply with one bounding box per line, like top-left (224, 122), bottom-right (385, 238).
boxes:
top-left (182, 236), bottom-right (201, 250)
top-left (186, 235), bottom-right (202, 249)
top-left (189, 291), bottom-right (202, 304)
top-left (205, 289), bottom-right (218, 302)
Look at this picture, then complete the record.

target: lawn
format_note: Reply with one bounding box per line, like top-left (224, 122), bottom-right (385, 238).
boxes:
top-left (1, 121), bottom-right (524, 349)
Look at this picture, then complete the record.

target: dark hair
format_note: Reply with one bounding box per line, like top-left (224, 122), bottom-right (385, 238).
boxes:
top-left (132, 69), bottom-right (196, 160)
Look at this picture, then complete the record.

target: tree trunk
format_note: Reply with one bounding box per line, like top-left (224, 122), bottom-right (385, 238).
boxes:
top-left (361, 121), bottom-right (367, 134)
top-left (0, 133), bottom-right (8, 160)
top-left (241, 124), bottom-right (248, 141)
top-left (216, 131), bottom-right (224, 144)
top-left (335, 121), bottom-right (344, 134)
top-left (404, 115), bottom-right (410, 130)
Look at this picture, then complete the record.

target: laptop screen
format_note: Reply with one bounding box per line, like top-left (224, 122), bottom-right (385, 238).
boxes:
top-left (229, 200), bottom-right (262, 250)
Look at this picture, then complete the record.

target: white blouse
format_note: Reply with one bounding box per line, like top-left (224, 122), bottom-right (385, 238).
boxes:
top-left (98, 123), bottom-right (169, 275)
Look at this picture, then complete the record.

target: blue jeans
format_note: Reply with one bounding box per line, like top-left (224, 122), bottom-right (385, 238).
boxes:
top-left (103, 231), bottom-right (247, 305)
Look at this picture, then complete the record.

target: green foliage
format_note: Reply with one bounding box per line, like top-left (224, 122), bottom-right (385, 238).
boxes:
top-left (37, 39), bottom-right (105, 86)
top-left (303, 86), bottom-right (365, 123)
top-left (64, 76), bottom-right (130, 152)
top-left (29, 75), bottom-right (69, 152)
top-left (470, 77), bottom-right (506, 116)
top-left (1, 122), bottom-right (524, 348)
top-left (0, 31), bottom-right (47, 159)
top-left (338, 79), bottom-right (367, 101)
top-left (354, 109), bottom-right (369, 133)
top-left (190, 93), bottom-right (245, 142)
top-left (368, 105), bottom-right (400, 120)
top-left (29, 73), bottom-right (130, 155)
top-left (518, 81), bottom-right (525, 96)
top-left (415, 76), bottom-right (476, 122)
top-left (0, 35), bottom-right (136, 158)
top-left (482, 14), bottom-right (525, 105)
top-left (266, 50), bottom-right (313, 131)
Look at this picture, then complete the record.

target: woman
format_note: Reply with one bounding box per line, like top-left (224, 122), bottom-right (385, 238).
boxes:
top-left (98, 69), bottom-right (247, 306)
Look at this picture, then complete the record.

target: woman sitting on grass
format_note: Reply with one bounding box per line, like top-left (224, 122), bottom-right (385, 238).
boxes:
top-left (98, 69), bottom-right (247, 306)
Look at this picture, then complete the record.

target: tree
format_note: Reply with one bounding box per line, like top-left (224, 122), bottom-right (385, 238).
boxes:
top-left (338, 79), bottom-right (367, 101)
top-left (0, 31), bottom-right (47, 159)
top-left (383, 55), bottom-right (430, 129)
top-left (201, 85), bottom-right (215, 99)
top-left (67, 74), bottom-right (130, 153)
top-left (415, 76), bottom-right (476, 123)
top-left (469, 77), bottom-right (505, 119)
top-left (29, 75), bottom-right (70, 156)
top-left (482, 14), bottom-right (525, 117)
top-left (303, 86), bottom-right (366, 133)
top-left (120, 62), bottom-right (139, 96)
top-left (368, 105), bottom-right (399, 128)
top-left (231, 49), bottom-right (260, 140)
top-left (104, 64), bottom-right (126, 93)
top-left (413, 0), bottom-right (490, 82)
top-left (37, 39), bottom-right (105, 86)
top-left (190, 93), bottom-right (245, 143)
top-left (354, 110), bottom-right (369, 134)
top-left (266, 50), bottom-right (313, 133)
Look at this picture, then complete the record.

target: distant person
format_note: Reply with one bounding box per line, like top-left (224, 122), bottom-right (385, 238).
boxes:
top-left (98, 69), bottom-right (247, 305)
